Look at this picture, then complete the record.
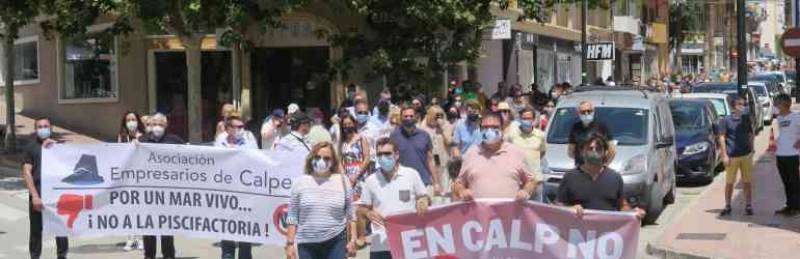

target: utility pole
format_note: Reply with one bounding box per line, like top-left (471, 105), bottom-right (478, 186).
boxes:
top-left (795, 0), bottom-right (800, 100)
top-left (610, 0), bottom-right (616, 82)
top-left (736, 0), bottom-right (747, 96)
top-left (581, 0), bottom-right (588, 85)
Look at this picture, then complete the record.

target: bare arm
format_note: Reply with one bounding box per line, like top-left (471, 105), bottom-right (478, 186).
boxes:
top-left (22, 164), bottom-right (39, 201)
top-left (427, 150), bottom-right (440, 189)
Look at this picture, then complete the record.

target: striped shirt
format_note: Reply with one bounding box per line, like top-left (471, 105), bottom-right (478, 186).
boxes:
top-left (287, 174), bottom-right (355, 244)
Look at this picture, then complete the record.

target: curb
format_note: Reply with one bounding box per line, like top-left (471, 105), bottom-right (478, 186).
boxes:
top-left (646, 243), bottom-right (712, 259)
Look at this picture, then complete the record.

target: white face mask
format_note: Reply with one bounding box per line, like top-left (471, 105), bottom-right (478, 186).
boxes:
top-left (126, 121), bottom-right (138, 132)
top-left (152, 126), bottom-right (165, 137)
top-left (580, 113), bottom-right (594, 126)
top-left (312, 158), bottom-right (331, 175)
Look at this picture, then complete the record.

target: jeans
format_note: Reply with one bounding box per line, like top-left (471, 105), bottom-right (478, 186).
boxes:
top-left (297, 231), bottom-right (347, 259)
top-left (370, 251), bottom-right (393, 259)
top-left (29, 194), bottom-right (68, 259)
top-left (143, 235), bottom-right (175, 258)
top-left (220, 240), bottom-right (252, 259)
top-left (776, 156), bottom-right (800, 209)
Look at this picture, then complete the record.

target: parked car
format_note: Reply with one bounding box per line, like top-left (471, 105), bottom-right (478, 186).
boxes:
top-left (692, 83), bottom-right (762, 134)
top-left (669, 99), bottom-right (722, 184)
top-left (748, 81), bottom-right (774, 124)
top-left (752, 72), bottom-right (792, 95)
top-left (543, 87), bottom-right (676, 224)
top-left (680, 93), bottom-right (734, 118)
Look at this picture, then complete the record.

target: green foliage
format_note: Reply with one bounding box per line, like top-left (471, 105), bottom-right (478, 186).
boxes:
top-left (0, 0), bottom-right (43, 40)
top-left (668, 0), bottom-right (702, 49)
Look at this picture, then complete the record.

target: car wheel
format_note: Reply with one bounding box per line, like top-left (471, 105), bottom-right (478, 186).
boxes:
top-left (644, 186), bottom-right (664, 225)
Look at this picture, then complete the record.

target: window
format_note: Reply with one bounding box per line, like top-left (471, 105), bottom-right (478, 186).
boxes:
top-left (0, 36), bottom-right (39, 85)
top-left (60, 32), bottom-right (117, 101)
top-left (547, 107), bottom-right (649, 146)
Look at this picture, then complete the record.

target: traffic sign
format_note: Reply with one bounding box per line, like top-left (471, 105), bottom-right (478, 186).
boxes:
top-left (781, 28), bottom-right (800, 58)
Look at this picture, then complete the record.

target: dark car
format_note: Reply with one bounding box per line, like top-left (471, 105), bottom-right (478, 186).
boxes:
top-left (670, 99), bottom-right (721, 184)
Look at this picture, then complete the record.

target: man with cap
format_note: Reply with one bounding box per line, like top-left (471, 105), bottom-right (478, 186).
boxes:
top-left (261, 109), bottom-right (286, 149)
top-left (274, 111), bottom-right (312, 154)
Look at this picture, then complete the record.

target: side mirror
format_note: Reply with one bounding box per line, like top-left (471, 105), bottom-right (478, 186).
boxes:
top-left (656, 136), bottom-right (674, 149)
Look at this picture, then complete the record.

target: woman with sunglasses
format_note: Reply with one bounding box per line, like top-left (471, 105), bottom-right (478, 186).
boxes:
top-left (214, 114), bottom-right (257, 258)
top-left (286, 142), bottom-right (357, 259)
top-left (419, 105), bottom-right (453, 204)
top-left (337, 113), bottom-right (371, 248)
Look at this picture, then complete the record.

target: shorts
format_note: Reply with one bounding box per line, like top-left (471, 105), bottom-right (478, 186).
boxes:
top-left (725, 154), bottom-right (753, 184)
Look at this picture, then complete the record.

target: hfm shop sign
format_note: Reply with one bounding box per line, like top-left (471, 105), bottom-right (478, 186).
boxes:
top-left (585, 42), bottom-right (615, 61)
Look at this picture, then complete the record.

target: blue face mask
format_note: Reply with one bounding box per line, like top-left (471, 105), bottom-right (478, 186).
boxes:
top-left (481, 128), bottom-right (502, 144)
top-left (357, 114), bottom-right (370, 124)
top-left (378, 155), bottom-right (396, 172)
top-left (519, 119), bottom-right (534, 132)
top-left (36, 127), bottom-right (51, 140)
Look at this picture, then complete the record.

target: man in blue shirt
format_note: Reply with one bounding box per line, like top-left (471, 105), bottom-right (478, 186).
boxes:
top-left (451, 99), bottom-right (483, 158)
top-left (391, 106), bottom-right (441, 196)
top-left (719, 96), bottom-right (755, 216)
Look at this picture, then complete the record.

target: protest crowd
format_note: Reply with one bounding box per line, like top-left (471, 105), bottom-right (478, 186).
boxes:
top-left (25, 78), bottom-right (790, 259)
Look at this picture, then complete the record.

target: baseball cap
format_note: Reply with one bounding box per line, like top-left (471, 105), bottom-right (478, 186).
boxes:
top-left (271, 109), bottom-right (286, 119)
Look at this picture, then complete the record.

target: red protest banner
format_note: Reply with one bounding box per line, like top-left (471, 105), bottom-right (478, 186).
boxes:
top-left (385, 200), bottom-right (640, 259)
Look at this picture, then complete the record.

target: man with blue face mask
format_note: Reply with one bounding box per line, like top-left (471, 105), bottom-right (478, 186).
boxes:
top-left (506, 108), bottom-right (546, 201)
top-left (23, 117), bottom-right (69, 259)
top-left (357, 138), bottom-right (430, 259)
top-left (453, 112), bottom-right (538, 202)
top-left (568, 101), bottom-right (616, 166)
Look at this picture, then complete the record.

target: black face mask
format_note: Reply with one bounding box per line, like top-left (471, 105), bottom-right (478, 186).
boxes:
top-left (447, 112), bottom-right (460, 121)
top-left (343, 127), bottom-right (356, 135)
top-left (467, 114), bottom-right (480, 122)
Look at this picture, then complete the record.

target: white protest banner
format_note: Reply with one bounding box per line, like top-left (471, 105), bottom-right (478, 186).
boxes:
top-left (41, 143), bottom-right (304, 245)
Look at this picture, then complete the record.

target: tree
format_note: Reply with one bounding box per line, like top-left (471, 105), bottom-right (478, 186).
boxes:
top-left (669, 0), bottom-right (702, 73)
top-left (0, 0), bottom-right (44, 153)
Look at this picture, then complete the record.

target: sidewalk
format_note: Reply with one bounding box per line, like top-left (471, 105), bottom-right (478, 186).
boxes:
top-left (649, 124), bottom-right (800, 259)
top-left (0, 114), bottom-right (100, 176)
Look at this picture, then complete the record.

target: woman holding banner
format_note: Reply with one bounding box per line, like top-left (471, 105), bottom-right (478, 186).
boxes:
top-left (117, 112), bottom-right (144, 251)
top-left (215, 114), bottom-right (257, 259)
top-left (286, 142), bottom-right (357, 259)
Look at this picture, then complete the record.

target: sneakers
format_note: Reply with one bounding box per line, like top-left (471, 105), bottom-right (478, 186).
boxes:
top-left (745, 204), bottom-right (753, 216)
top-left (719, 205), bottom-right (732, 216)
top-left (123, 240), bottom-right (134, 251)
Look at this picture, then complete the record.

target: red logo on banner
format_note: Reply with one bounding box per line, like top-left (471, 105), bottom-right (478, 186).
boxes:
top-left (56, 194), bottom-right (94, 229)
top-left (272, 204), bottom-right (289, 236)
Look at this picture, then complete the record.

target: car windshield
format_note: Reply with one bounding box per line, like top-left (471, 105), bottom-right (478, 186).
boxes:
top-left (693, 84), bottom-right (737, 93)
top-left (750, 85), bottom-right (767, 96)
top-left (751, 74), bottom-right (775, 81)
top-left (670, 102), bottom-right (706, 131)
top-left (706, 98), bottom-right (729, 116)
top-left (547, 107), bottom-right (649, 145)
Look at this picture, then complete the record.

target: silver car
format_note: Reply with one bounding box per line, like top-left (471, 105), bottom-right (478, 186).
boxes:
top-left (543, 88), bottom-right (676, 224)
top-left (747, 82), bottom-right (774, 124)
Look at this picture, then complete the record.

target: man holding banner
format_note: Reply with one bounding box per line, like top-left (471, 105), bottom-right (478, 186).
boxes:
top-left (23, 117), bottom-right (68, 259)
top-left (140, 113), bottom-right (183, 259)
top-left (453, 111), bottom-right (538, 202)
top-left (557, 133), bottom-right (646, 220)
top-left (357, 138), bottom-right (431, 259)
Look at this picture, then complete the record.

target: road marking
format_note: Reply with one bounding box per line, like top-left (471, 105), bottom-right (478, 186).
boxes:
top-left (0, 203), bottom-right (26, 221)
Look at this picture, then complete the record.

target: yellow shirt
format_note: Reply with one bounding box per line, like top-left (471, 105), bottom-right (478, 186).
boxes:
top-left (506, 128), bottom-right (546, 181)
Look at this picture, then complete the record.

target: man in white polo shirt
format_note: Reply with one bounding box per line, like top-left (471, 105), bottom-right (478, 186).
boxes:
top-left (357, 137), bottom-right (431, 259)
top-left (774, 94), bottom-right (800, 217)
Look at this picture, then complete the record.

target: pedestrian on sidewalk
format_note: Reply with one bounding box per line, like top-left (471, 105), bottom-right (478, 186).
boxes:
top-left (285, 142), bottom-right (357, 259)
top-left (214, 114), bottom-right (256, 259)
top-left (557, 133), bottom-right (646, 220)
top-left (357, 138), bottom-right (431, 259)
top-left (23, 117), bottom-right (69, 259)
top-left (719, 96), bottom-right (755, 216)
top-left (773, 94), bottom-right (800, 216)
top-left (140, 113), bottom-right (182, 259)
top-left (453, 111), bottom-right (538, 202)
top-left (116, 112), bottom-right (144, 251)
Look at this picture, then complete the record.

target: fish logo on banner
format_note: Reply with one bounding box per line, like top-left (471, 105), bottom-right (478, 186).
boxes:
top-left (61, 154), bottom-right (104, 185)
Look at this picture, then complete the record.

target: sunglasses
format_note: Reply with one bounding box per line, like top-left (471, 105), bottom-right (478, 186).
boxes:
top-left (231, 125), bottom-right (245, 129)
top-left (357, 111), bottom-right (370, 115)
top-left (313, 155), bottom-right (333, 161)
top-left (377, 152), bottom-right (395, 157)
top-left (435, 114), bottom-right (444, 119)
top-left (579, 109), bottom-right (594, 115)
